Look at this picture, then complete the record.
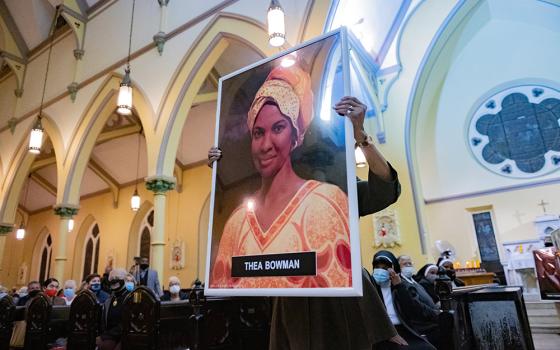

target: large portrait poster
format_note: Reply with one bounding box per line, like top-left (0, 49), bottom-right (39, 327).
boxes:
top-left (205, 29), bottom-right (362, 296)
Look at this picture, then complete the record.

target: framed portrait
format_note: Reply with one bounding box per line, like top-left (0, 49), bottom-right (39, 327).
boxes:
top-left (205, 28), bottom-right (362, 297)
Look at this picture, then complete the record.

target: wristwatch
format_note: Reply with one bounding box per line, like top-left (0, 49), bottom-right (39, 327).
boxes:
top-left (355, 134), bottom-right (373, 148)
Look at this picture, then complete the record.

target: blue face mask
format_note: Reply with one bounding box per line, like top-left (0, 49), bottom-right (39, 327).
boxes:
top-left (64, 288), bottom-right (75, 299)
top-left (373, 268), bottom-right (390, 284)
top-left (125, 281), bottom-right (135, 292)
top-left (90, 283), bottom-right (101, 292)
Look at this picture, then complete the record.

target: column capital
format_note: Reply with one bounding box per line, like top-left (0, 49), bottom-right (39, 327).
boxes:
top-left (145, 176), bottom-right (176, 194)
top-left (0, 224), bottom-right (14, 235)
top-left (73, 49), bottom-right (85, 60)
top-left (53, 204), bottom-right (80, 218)
top-left (158, 0), bottom-right (170, 6)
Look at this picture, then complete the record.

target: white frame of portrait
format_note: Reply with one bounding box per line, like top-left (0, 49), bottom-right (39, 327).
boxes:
top-left (205, 27), bottom-right (362, 297)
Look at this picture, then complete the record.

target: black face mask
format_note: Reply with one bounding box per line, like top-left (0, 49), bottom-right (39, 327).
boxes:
top-left (140, 263), bottom-right (149, 270)
top-left (110, 279), bottom-right (125, 292)
top-left (446, 269), bottom-right (456, 280)
top-left (28, 290), bottom-right (40, 298)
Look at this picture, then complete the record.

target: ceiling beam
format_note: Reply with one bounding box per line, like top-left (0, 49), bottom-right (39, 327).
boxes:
top-left (30, 173), bottom-right (57, 197)
top-left (96, 123), bottom-right (142, 144)
top-left (88, 158), bottom-right (120, 208)
top-left (192, 91), bottom-right (218, 106)
top-left (208, 68), bottom-right (221, 88)
top-left (30, 156), bottom-right (57, 172)
top-left (0, 1), bottom-right (29, 57)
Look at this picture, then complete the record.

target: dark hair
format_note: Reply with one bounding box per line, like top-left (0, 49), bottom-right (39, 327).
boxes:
top-left (27, 280), bottom-right (40, 288)
top-left (42, 278), bottom-right (59, 288)
top-left (85, 273), bottom-right (101, 283)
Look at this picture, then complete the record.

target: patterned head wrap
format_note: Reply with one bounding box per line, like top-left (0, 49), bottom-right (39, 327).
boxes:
top-left (247, 65), bottom-right (314, 147)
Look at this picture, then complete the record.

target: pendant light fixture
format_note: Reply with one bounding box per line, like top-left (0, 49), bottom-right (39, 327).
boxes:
top-left (29, 9), bottom-right (59, 154)
top-left (117, 0), bottom-right (136, 115)
top-left (355, 147), bottom-right (367, 168)
top-left (131, 128), bottom-right (142, 211)
top-left (17, 175), bottom-right (32, 240)
top-left (267, 0), bottom-right (285, 47)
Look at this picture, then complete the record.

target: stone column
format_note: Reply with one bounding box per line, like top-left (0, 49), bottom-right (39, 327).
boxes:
top-left (0, 225), bottom-right (14, 268)
top-left (146, 176), bottom-right (176, 286)
top-left (53, 205), bottom-right (79, 281)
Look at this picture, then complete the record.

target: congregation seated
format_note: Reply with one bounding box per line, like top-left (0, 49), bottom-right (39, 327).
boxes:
top-left (97, 268), bottom-right (130, 350)
top-left (85, 273), bottom-right (110, 304)
top-left (415, 264), bottom-right (440, 305)
top-left (437, 258), bottom-right (466, 287)
top-left (397, 255), bottom-right (442, 349)
top-left (161, 276), bottom-right (188, 302)
top-left (16, 280), bottom-right (41, 306)
top-left (42, 278), bottom-right (66, 306)
top-left (61, 279), bottom-right (78, 305)
top-left (370, 250), bottom-right (436, 349)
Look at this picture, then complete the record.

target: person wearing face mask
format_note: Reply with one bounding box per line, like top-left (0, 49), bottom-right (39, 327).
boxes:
top-left (132, 257), bottom-right (162, 298)
top-left (97, 268), bottom-right (130, 350)
top-left (42, 278), bottom-right (66, 305)
top-left (17, 281), bottom-right (40, 306)
top-left (62, 280), bottom-right (77, 305)
top-left (86, 273), bottom-right (110, 304)
top-left (371, 251), bottom-right (436, 350)
top-left (415, 264), bottom-right (440, 305)
top-left (437, 258), bottom-right (465, 288)
top-left (397, 256), bottom-right (442, 349)
top-left (161, 276), bottom-right (188, 302)
top-left (124, 273), bottom-right (136, 293)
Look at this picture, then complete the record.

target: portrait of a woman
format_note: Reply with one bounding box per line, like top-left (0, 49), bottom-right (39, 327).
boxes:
top-left (210, 64), bottom-right (352, 289)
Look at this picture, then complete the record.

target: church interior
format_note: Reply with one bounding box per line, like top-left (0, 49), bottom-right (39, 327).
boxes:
top-left (0, 0), bottom-right (559, 349)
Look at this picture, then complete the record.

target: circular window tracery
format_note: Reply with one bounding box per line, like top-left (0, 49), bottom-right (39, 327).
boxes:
top-left (468, 85), bottom-right (560, 178)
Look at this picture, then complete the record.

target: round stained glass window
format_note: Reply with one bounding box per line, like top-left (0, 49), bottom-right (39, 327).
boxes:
top-left (468, 85), bottom-right (560, 178)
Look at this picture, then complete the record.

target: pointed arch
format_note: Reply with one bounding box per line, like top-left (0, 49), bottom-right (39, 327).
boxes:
top-left (127, 200), bottom-right (153, 267)
top-left (71, 214), bottom-right (96, 281)
top-left (61, 74), bottom-right (157, 206)
top-left (30, 226), bottom-right (53, 283)
top-left (0, 114), bottom-right (64, 225)
top-left (155, 14), bottom-right (275, 178)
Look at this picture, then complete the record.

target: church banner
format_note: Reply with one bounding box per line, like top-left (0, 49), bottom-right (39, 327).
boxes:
top-left (205, 28), bottom-right (364, 297)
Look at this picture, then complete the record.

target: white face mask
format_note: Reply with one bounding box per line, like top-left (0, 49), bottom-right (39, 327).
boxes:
top-left (401, 266), bottom-right (416, 279)
top-left (170, 285), bottom-right (181, 294)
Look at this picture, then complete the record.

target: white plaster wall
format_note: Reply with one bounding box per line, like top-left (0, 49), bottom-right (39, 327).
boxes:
top-left (421, 13), bottom-right (560, 200)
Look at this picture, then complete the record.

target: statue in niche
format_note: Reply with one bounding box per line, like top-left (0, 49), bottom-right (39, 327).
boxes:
top-left (373, 209), bottom-right (401, 248)
top-left (170, 240), bottom-right (185, 270)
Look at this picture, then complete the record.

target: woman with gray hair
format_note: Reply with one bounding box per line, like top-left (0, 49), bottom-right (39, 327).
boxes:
top-left (96, 268), bottom-right (129, 350)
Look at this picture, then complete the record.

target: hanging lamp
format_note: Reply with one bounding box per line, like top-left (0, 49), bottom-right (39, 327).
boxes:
top-left (117, 0), bottom-right (136, 115)
top-left (131, 128), bottom-right (142, 211)
top-left (17, 175), bottom-right (32, 240)
top-left (29, 9), bottom-right (59, 154)
top-left (267, 0), bottom-right (285, 47)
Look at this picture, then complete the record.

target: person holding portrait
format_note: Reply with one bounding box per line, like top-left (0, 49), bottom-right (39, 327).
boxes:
top-left (210, 64), bottom-right (352, 289)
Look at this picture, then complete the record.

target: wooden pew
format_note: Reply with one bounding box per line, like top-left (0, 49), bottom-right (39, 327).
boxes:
top-left (67, 290), bottom-right (101, 350)
top-left (24, 293), bottom-right (52, 350)
top-left (121, 286), bottom-right (160, 350)
top-left (0, 295), bottom-right (15, 350)
top-left (8, 288), bottom-right (271, 350)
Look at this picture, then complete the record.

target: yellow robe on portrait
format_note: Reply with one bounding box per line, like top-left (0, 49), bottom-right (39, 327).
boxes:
top-left (210, 180), bottom-right (352, 289)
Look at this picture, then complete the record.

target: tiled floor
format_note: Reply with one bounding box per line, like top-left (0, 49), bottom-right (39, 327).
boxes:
top-left (533, 333), bottom-right (560, 350)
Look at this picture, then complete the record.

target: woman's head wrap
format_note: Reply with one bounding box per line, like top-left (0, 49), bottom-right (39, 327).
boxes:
top-left (247, 65), bottom-right (314, 147)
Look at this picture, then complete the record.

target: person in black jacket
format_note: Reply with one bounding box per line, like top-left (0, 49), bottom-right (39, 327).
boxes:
top-left (96, 268), bottom-right (130, 350)
top-left (398, 255), bottom-right (442, 349)
top-left (437, 258), bottom-right (465, 287)
top-left (414, 264), bottom-right (440, 305)
top-left (371, 251), bottom-right (436, 350)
